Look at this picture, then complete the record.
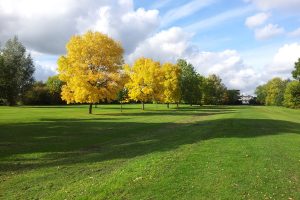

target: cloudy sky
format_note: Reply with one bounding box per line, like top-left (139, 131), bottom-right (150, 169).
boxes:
top-left (1, 0), bottom-right (300, 94)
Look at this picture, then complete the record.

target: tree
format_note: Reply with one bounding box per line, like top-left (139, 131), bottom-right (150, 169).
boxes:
top-left (0, 37), bottom-right (35, 105)
top-left (46, 75), bottom-right (63, 94)
top-left (265, 78), bottom-right (288, 106)
top-left (203, 74), bottom-right (226, 105)
top-left (224, 90), bottom-right (241, 105)
top-left (0, 54), bottom-right (4, 100)
top-left (161, 62), bottom-right (181, 108)
top-left (46, 75), bottom-right (64, 104)
top-left (292, 58), bottom-right (300, 81)
top-left (255, 84), bottom-right (267, 105)
top-left (125, 58), bottom-right (163, 110)
top-left (177, 59), bottom-right (202, 105)
top-left (283, 81), bottom-right (300, 108)
top-left (23, 82), bottom-right (51, 105)
top-left (57, 31), bottom-right (124, 114)
top-left (117, 88), bottom-right (128, 112)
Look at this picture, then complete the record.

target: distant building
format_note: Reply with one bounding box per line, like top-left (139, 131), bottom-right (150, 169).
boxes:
top-left (239, 95), bottom-right (254, 104)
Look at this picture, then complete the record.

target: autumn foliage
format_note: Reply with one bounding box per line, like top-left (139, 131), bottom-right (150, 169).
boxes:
top-left (56, 31), bottom-right (300, 113)
top-left (57, 31), bottom-right (124, 113)
top-left (125, 58), bottom-right (163, 109)
top-left (161, 63), bottom-right (181, 107)
top-left (57, 31), bottom-right (234, 113)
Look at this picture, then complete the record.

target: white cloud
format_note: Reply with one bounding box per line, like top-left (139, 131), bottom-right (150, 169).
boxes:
top-left (127, 27), bottom-right (193, 63)
top-left (0, 0), bottom-right (159, 55)
top-left (266, 43), bottom-right (300, 78)
top-left (245, 12), bottom-right (270, 29)
top-left (150, 0), bottom-right (173, 9)
top-left (187, 50), bottom-right (261, 94)
top-left (78, 6), bottom-right (159, 54)
top-left (128, 27), bottom-right (261, 94)
top-left (254, 24), bottom-right (285, 40)
top-left (245, 0), bottom-right (300, 12)
top-left (0, 0), bottom-right (93, 54)
top-left (0, 0), bottom-right (160, 81)
top-left (1, 0), bottom-right (297, 94)
top-left (288, 28), bottom-right (300, 37)
top-left (34, 60), bottom-right (57, 81)
top-left (28, 50), bottom-right (59, 81)
top-left (161, 0), bottom-right (215, 27)
top-left (185, 6), bottom-right (253, 32)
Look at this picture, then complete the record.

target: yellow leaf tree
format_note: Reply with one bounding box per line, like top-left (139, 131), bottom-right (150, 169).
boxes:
top-left (58, 31), bottom-right (124, 114)
top-left (161, 62), bottom-right (181, 108)
top-left (125, 58), bottom-right (163, 110)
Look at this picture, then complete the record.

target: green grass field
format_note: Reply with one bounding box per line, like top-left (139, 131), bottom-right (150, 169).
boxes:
top-left (0, 104), bottom-right (300, 199)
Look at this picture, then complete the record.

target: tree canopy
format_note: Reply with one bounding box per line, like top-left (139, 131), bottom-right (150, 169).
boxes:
top-left (161, 62), bottom-right (181, 107)
top-left (4, 32), bottom-right (299, 110)
top-left (292, 58), bottom-right (300, 81)
top-left (283, 81), bottom-right (300, 108)
top-left (0, 37), bottom-right (35, 105)
top-left (125, 58), bottom-right (163, 110)
top-left (203, 74), bottom-right (227, 105)
top-left (177, 59), bottom-right (202, 105)
top-left (255, 84), bottom-right (267, 105)
top-left (57, 31), bottom-right (124, 113)
top-left (265, 78), bottom-right (288, 106)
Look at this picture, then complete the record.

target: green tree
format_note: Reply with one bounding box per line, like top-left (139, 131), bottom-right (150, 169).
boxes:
top-left (0, 54), bottom-right (4, 101)
top-left (23, 81), bottom-right (51, 105)
top-left (283, 81), bottom-right (300, 108)
top-left (203, 74), bottom-right (227, 105)
top-left (177, 59), bottom-right (202, 105)
top-left (292, 58), bottom-right (300, 81)
top-left (255, 84), bottom-right (267, 105)
top-left (265, 78), bottom-right (288, 106)
top-left (46, 75), bottom-right (63, 94)
top-left (46, 75), bottom-right (64, 104)
top-left (117, 88), bottom-right (128, 112)
top-left (0, 37), bottom-right (35, 105)
top-left (224, 90), bottom-right (241, 105)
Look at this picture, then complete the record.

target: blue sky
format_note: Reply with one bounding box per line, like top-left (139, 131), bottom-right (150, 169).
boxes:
top-left (0, 0), bottom-right (300, 94)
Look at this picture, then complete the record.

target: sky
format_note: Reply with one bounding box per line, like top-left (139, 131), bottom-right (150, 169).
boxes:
top-left (0, 0), bottom-right (300, 94)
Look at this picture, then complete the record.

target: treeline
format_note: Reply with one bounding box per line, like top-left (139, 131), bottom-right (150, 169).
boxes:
top-left (25, 59), bottom-right (242, 107)
top-left (22, 76), bottom-right (65, 105)
top-left (123, 58), bottom-right (242, 108)
top-left (255, 58), bottom-right (300, 108)
top-left (0, 34), bottom-right (244, 111)
top-left (56, 31), bottom-right (244, 113)
top-left (0, 37), bottom-right (65, 105)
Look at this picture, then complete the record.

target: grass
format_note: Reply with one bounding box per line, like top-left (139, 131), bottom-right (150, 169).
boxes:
top-left (0, 104), bottom-right (300, 199)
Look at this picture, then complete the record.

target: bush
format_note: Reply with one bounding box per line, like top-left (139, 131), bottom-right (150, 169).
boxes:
top-left (23, 82), bottom-right (51, 105)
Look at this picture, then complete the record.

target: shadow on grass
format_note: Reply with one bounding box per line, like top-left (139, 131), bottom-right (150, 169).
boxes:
top-left (1, 110), bottom-right (299, 173)
top-left (18, 105), bottom-right (80, 109)
top-left (94, 107), bottom-right (237, 116)
top-left (95, 111), bottom-right (235, 117)
top-left (39, 118), bottom-right (130, 122)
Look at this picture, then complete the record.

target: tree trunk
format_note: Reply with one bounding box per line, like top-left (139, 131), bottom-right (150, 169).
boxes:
top-left (8, 95), bottom-right (16, 106)
top-left (8, 100), bottom-right (16, 106)
top-left (95, 103), bottom-right (97, 108)
top-left (167, 103), bottom-right (169, 109)
top-left (89, 103), bottom-right (93, 114)
top-left (142, 102), bottom-right (145, 110)
top-left (176, 103), bottom-right (179, 109)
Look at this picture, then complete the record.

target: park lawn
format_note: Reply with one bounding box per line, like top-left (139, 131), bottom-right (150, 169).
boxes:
top-left (0, 104), bottom-right (300, 199)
